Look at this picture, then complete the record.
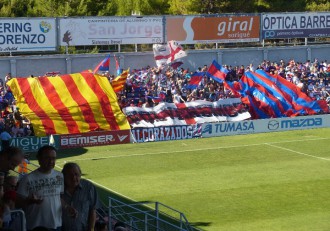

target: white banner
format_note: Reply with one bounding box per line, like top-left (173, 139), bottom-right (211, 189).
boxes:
top-left (0, 18), bottom-right (56, 52)
top-left (59, 17), bottom-right (164, 46)
top-left (123, 99), bottom-right (251, 128)
top-left (153, 40), bottom-right (187, 67)
top-left (202, 114), bottom-right (330, 138)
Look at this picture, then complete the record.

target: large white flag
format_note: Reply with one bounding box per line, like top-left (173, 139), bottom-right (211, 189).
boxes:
top-left (153, 40), bottom-right (187, 67)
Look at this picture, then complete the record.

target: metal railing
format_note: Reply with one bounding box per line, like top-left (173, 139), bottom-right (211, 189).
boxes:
top-left (108, 197), bottom-right (198, 231)
top-left (5, 209), bottom-right (27, 231)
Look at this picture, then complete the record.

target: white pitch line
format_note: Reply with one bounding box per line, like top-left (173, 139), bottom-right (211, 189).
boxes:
top-left (265, 143), bottom-right (330, 161)
top-left (58, 137), bottom-right (330, 163)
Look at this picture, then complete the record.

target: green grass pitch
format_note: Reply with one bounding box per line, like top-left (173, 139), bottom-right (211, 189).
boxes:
top-left (30, 128), bottom-right (330, 231)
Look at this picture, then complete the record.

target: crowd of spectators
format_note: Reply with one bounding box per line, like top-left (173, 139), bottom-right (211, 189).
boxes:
top-left (0, 58), bottom-right (329, 230)
top-left (105, 58), bottom-right (330, 110)
top-left (0, 73), bottom-right (34, 143)
top-left (1, 58), bottom-right (330, 138)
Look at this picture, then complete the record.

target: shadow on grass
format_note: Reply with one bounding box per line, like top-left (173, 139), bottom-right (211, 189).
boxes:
top-left (94, 184), bottom-right (210, 231)
top-left (57, 147), bottom-right (89, 159)
top-left (26, 147), bottom-right (89, 161)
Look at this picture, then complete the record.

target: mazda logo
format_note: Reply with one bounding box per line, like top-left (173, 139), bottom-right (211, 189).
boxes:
top-left (268, 120), bottom-right (279, 130)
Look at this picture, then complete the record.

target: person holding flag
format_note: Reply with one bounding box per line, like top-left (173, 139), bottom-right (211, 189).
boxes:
top-left (93, 55), bottom-right (110, 74)
top-left (114, 54), bottom-right (122, 76)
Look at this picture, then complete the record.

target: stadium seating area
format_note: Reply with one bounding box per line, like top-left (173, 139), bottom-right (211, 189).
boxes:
top-left (106, 58), bottom-right (330, 110)
top-left (0, 57), bottom-right (329, 230)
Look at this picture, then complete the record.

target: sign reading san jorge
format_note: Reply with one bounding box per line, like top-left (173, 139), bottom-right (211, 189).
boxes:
top-left (59, 16), bottom-right (164, 46)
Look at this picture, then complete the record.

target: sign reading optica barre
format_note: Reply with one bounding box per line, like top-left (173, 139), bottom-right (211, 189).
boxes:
top-left (166, 15), bottom-right (260, 43)
top-left (262, 12), bottom-right (330, 39)
top-left (0, 18), bottom-right (56, 52)
top-left (59, 17), bottom-right (164, 46)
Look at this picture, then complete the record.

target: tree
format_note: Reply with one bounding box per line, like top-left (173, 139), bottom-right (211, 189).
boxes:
top-left (306, 0), bottom-right (330, 11)
top-left (168, 0), bottom-right (191, 15)
top-left (0, 0), bottom-right (31, 17)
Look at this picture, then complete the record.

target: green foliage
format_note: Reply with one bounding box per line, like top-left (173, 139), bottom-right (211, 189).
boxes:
top-left (306, 0), bottom-right (330, 11)
top-left (0, 0), bottom-right (326, 17)
top-left (168, 0), bottom-right (193, 14)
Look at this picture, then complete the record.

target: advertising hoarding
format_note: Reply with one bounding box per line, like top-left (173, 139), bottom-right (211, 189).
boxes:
top-left (0, 18), bottom-right (56, 52)
top-left (131, 125), bottom-right (202, 143)
top-left (166, 15), bottom-right (260, 43)
top-left (262, 12), bottom-right (330, 39)
top-left (59, 16), bottom-right (164, 46)
top-left (202, 115), bottom-right (330, 138)
top-left (59, 130), bottom-right (131, 148)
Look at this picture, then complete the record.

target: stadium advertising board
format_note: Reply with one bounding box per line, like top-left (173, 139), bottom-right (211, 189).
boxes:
top-left (166, 15), bottom-right (260, 43)
top-left (0, 18), bottom-right (56, 52)
top-left (202, 114), bottom-right (330, 138)
top-left (9, 136), bottom-right (51, 152)
top-left (262, 12), bottom-right (330, 39)
top-left (59, 17), bottom-right (164, 46)
top-left (131, 125), bottom-right (202, 143)
top-left (202, 120), bottom-right (256, 138)
top-left (59, 130), bottom-right (131, 148)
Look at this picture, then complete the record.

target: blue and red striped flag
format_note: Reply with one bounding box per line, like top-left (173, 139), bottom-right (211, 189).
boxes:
top-left (147, 91), bottom-right (166, 103)
top-left (93, 55), bottom-right (110, 74)
top-left (186, 72), bottom-right (205, 89)
top-left (206, 60), bottom-right (229, 83)
top-left (222, 69), bottom-right (329, 119)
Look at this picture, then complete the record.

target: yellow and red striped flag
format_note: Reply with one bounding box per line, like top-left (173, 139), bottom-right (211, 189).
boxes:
top-left (111, 69), bottom-right (129, 93)
top-left (7, 72), bottom-right (130, 137)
